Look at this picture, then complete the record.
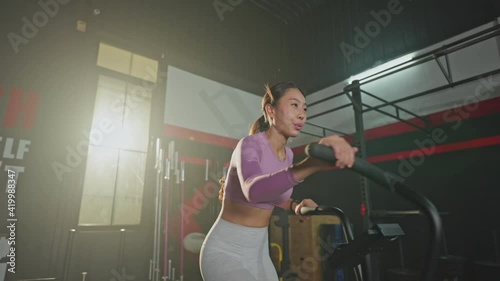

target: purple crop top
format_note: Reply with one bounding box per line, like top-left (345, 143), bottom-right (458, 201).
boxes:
top-left (223, 132), bottom-right (303, 210)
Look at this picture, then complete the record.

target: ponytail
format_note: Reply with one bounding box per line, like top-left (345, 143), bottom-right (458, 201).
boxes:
top-left (249, 115), bottom-right (269, 135)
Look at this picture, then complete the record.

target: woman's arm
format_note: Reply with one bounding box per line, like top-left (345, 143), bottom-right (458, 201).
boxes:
top-left (288, 157), bottom-right (328, 181)
top-left (239, 134), bottom-right (357, 203)
top-left (290, 134), bottom-right (358, 181)
top-left (237, 138), bottom-right (301, 203)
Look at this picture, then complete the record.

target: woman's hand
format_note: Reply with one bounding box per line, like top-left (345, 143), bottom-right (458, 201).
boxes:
top-left (294, 198), bottom-right (318, 220)
top-left (289, 135), bottom-right (358, 182)
top-left (318, 135), bottom-right (358, 168)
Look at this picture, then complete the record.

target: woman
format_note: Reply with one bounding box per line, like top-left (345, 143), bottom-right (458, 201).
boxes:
top-left (200, 81), bottom-right (358, 281)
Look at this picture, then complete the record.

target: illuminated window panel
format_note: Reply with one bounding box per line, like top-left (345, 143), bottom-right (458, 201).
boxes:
top-left (90, 75), bottom-right (126, 149)
top-left (79, 42), bottom-right (157, 227)
top-left (96, 43), bottom-right (132, 76)
top-left (131, 54), bottom-right (158, 83)
top-left (121, 84), bottom-right (152, 152)
top-left (112, 150), bottom-right (147, 225)
top-left (78, 146), bottom-right (119, 225)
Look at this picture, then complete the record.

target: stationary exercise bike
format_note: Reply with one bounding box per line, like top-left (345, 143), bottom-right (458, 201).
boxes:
top-left (299, 143), bottom-right (443, 281)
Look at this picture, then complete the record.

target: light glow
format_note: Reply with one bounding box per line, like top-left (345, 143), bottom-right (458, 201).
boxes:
top-left (348, 53), bottom-right (416, 84)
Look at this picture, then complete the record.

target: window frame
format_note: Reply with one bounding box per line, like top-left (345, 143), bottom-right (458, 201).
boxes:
top-left (76, 41), bottom-right (161, 230)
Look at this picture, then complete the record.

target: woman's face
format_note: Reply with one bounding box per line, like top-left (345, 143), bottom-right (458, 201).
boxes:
top-left (266, 88), bottom-right (307, 138)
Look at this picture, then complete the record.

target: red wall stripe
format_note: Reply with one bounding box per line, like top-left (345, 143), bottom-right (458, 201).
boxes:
top-left (164, 97), bottom-right (500, 161)
top-left (364, 96), bottom-right (500, 141)
top-left (367, 135), bottom-right (500, 164)
top-left (292, 96), bottom-right (500, 157)
top-left (311, 135), bottom-right (500, 172)
top-left (170, 136), bottom-right (500, 169)
top-left (178, 156), bottom-right (229, 167)
top-left (163, 124), bottom-right (239, 149)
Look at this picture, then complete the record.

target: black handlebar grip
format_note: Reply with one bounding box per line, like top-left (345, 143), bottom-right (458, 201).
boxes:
top-left (305, 143), bottom-right (338, 164)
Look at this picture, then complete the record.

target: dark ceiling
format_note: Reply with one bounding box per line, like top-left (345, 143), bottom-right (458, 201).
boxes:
top-left (152, 0), bottom-right (499, 96)
top-left (6, 0), bottom-right (496, 96)
top-left (247, 0), bottom-right (326, 25)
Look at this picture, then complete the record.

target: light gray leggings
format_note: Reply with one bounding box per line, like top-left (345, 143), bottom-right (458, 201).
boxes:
top-left (199, 218), bottom-right (279, 281)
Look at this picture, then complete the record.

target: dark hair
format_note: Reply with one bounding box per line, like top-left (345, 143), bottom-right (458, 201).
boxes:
top-left (249, 81), bottom-right (305, 135)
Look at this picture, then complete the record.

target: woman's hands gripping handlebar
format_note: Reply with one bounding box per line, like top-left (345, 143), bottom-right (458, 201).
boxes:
top-left (289, 135), bottom-right (358, 183)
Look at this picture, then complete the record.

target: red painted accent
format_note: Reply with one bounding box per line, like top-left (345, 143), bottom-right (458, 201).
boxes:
top-left (292, 96), bottom-right (500, 157)
top-left (164, 124), bottom-right (239, 149)
top-left (294, 136), bottom-right (500, 169)
top-left (291, 146), bottom-right (304, 156)
top-left (178, 156), bottom-right (229, 167)
top-left (367, 136), bottom-right (500, 163)
top-left (3, 89), bottom-right (40, 129)
top-left (163, 97), bottom-right (500, 161)
top-left (364, 96), bottom-right (500, 141)
top-left (169, 180), bottom-right (219, 260)
top-left (344, 135), bottom-right (356, 144)
top-left (179, 156), bottom-right (211, 166)
top-left (360, 203), bottom-right (367, 216)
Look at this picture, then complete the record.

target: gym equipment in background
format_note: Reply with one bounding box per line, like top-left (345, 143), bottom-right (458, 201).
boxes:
top-left (305, 143), bottom-right (443, 281)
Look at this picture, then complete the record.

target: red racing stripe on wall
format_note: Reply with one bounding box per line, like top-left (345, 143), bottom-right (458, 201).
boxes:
top-left (164, 124), bottom-right (239, 149)
top-left (292, 96), bottom-right (500, 157)
top-left (365, 96), bottom-right (500, 141)
top-left (307, 135), bottom-right (500, 172)
top-left (179, 156), bottom-right (229, 167)
top-left (165, 97), bottom-right (500, 158)
top-left (367, 135), bottom-right (500, 163)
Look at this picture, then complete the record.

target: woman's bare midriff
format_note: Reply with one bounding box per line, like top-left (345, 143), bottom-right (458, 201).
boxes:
top-left (221, 199), bottom-right (274, 227)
